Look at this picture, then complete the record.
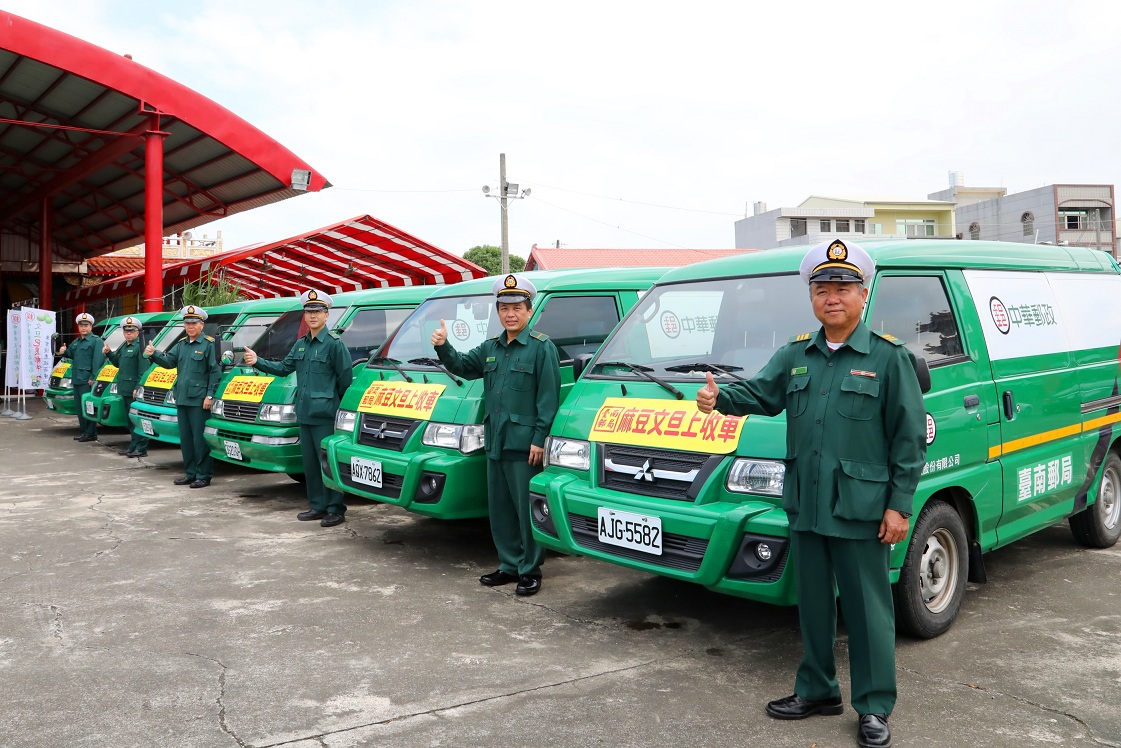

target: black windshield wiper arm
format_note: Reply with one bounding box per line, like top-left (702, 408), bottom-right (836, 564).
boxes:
top-left (369, 356), bottom-right (413, 383)
top-left (664, 362), bottom-right (748, 382)
top-left (408, 357), bottom-right (463, 387)
top-left (594, 361), bottom-right (684, 400)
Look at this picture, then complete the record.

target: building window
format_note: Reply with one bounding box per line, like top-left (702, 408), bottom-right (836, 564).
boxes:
top-left (819, 219), bottom-right (831, 232)
top-left (1021, 212), bottom-right (1034, 236)
top-left (896, 219), bottom-right (936, 237)
top-left (790, 218), bottom-right (807, 238)
top-left (854, 219), bottom-right (866, 233)
top-left (1060, 210), bottom-right (1087, 230)
top-left (836, 219), bottom-right (850, 232)
top-left (969, 222), bottom-right (980, 240)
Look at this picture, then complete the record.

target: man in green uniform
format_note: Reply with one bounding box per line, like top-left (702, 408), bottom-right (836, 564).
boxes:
top-left (104, 316), bottom-right (149, 458)
top-left (243, 290), bottom-right (353, 527)
top-left (431, 273), bottom-right (561, 596)
top-left (146, 305), bottom-right (220, 488)
top-left (696, 239), bottom-right (925, 748)
top-left (58, 312), bottom-right (106, 442)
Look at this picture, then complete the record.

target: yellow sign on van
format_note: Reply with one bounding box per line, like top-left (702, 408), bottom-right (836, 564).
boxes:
top-left (589, 397), bottom-right (746, 454)
top-left (51, 362), bottom-right (70, 378)
top-left (357, 381), bottom-right (446, 419)
top-left (96, 365), bottom-right (119, 382)
top-left (146, 368), bottom-right (178, 389)
top-left (223, 375), bottom-right (274, 402)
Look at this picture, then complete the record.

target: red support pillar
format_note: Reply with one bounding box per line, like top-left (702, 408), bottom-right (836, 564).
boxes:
top-left (143, 119), bottom-right (169, 312)
top-left (39, 199), bottom-right (53, 309)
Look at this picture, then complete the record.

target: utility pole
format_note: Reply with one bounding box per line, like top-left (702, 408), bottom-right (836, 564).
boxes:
top-left (500, 153), bottom-right (509, 274)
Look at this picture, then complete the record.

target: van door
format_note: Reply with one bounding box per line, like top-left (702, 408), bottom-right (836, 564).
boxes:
top-left (531, 294), bottom-right (623, 387)
top-left (961, 270), bottom-right (1081, 544)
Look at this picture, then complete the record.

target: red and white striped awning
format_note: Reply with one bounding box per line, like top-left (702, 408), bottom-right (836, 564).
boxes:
top-left (63, 215), bottom-right (487, 303)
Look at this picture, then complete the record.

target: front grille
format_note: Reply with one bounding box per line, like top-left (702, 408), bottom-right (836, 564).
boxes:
top-left (599, 444), bottom-right (716, 501)
top-left (49, 376), bottom-right (62, 388)
top-left (211, 427), bottom-right (251, 442)
top-left (357, 414), bottom-right (418, 452)
top-left (337, 461), bottom-right (404, 498)
top-left (569, 513), bottom-right (708, 572)
top-left (93, 382), bottom-right (108, 396)
top-left (219, 401), bottom-right (260, 423)
top-left (141, 388), bottom-right (168, 406)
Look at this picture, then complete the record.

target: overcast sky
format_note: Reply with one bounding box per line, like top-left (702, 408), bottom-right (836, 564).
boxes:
top-left (9, 1), bottom-right (1121, 256)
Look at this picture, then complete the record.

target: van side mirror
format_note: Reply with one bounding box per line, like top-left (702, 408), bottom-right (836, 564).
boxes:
top-left (219, 340), bottom-right (235, 367)
top-left (573, 353), bottom-right (594, 380)
top-left (914, 356), bottom-right (931, 394)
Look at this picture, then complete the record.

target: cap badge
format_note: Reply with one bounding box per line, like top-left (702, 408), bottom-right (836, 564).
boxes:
top-left (827, 240), bottom-right (848, 262)
top-left (308, 290), bottom-right (318, 300)
top-left (187, 306), bottom-right (196, 315)
top-left (504, 274), bottom-right (517, 288)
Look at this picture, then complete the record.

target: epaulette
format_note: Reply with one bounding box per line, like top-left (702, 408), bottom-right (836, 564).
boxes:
top-left (487, 333), bottom-right (501, 340)
top-left (873, 330), bottom-right (905, 345)
top-left (328, 331), bottom-right (341, 339)
top-left (789, 332), bottom-right (813, 343)
top-left (205, 335), bottom-right (215, 342)
top-left (531, 331), bottom-right (550, 341)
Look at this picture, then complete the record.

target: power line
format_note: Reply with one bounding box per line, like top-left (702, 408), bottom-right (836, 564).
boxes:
top-left (528, 196), bottom-right (689, 248)
top-left (330, 187), bottom-right (478, 193)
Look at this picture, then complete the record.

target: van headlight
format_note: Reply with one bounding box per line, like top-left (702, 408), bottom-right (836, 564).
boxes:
top-left (422, 422), bottom-right (486, 454)
top-left (726, 458), bottom-right (785, 496)
top-left (60, 377), bottom-right (72, 389)
top-left (210, 399), bottom-right (224, 416)
top-left (134, 386), bottom-right (145, 400)
top-left (108, 383), bottom-right (118, 394)
top-left (259, 404), bottom-right (297, 423)
top-left (335, 409), bottom-right (357, 432)
top-left (545, 437), bottom-right (590, 470)
top-left (165, 389), bottom-right (177, 405)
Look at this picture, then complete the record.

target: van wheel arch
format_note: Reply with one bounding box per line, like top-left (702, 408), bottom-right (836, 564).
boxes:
top-left (1070, 450), bottom-right (1121, 548)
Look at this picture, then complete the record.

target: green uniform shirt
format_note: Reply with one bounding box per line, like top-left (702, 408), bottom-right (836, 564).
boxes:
top-left (435, 327), bottom-right (561, 461)
top-left (715, 321), bottom-right (926, 539)
top-left (62, 334), bottom-right (106, 382)
top-left (253, 329), bottom-right (353, 424)
top-left (149, 335), bottom-right (221, 407)
top-left (105, 339), bottom-right (145, 395)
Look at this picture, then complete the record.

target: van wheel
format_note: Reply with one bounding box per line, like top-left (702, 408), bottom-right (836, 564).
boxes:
top-left (1070, 452), bottom-right (1121, 548)
top-left (287, 473), bottom-right (306, 484)
top-left (893, 500), bottom-right (968, 639)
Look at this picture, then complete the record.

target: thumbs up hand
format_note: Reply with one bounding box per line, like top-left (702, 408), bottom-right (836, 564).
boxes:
top-left (58, 343), bottom-right (67, 355)
top-left (696, 371), bottom-right (719, 413)
top-left (431, 319), bottom-right (448, 347)
top-left (102, 344), bottom-right (111, 355)
top-left (144, 342), bottom-right (155, 357)
top-left (243, 346), bottom-right (258, 366)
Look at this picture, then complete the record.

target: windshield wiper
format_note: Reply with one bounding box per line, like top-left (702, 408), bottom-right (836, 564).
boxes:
top-left (368, 356), bottom-right (413, 383)
top-left (408, 357), bottom-right (463, 387)
top-left (664, 362), bottom-right (748, 382)
top-left (594, 361), bottom-right (684, 400)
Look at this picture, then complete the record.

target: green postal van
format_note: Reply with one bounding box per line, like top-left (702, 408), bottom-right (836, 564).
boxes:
top-left (129, 297), bottom-right (299, 446)
top-left (44, 316), bottom-right (112, 414)
top-left (321, 267), bottom-right (668, 520)
top-left (531, 240), bottom-right (1121, 638)
top-left (81, 311), bottom-right (176, 428)
top-left (203, 286), bottom-right (439, 476)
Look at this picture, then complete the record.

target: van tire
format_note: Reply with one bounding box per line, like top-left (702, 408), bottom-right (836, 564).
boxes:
top-left (893, 500), bottom-right (968, 639)
top-left (1070, 452), bottom-right (1121, 548)
top-left (287, 473), bottom-right (306, 484)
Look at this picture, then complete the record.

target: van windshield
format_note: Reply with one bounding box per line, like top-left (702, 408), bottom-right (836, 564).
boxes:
top-left (377, 294), bottom-right (497, 366)
top-left (591, 274), bottom-right (819, 380)
top-left (250, 306), bottom-right (349, 360)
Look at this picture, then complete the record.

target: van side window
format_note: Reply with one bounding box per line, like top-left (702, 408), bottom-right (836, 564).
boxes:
top-left (532, 295), bottom-right (621, 362)
top-left (341, 307), bottom-right (414, 362)
top-left (868, 276), bottom-right (965, 365)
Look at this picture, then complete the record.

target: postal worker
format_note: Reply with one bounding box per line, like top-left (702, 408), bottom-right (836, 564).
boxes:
top-left (104, 316), bottom-right (149, 457)
top-left (59, 312), bottom-right (105, 442)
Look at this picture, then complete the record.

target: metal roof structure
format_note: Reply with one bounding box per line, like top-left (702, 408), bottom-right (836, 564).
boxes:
top-left (64, 215), bottom-right (488, 304)
top-left (524, 247), bottom-right (754, 271)
top-left (0, 10), bottom-right (329, 258)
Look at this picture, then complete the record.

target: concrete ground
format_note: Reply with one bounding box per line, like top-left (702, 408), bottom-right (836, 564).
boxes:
top-left (1, 398), bottom-right (1119, 748)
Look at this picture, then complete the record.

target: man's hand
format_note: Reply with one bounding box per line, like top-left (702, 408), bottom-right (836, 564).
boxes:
top-left (102, 344), bottom-right (111, 354)
top-left (696, 371), bottom-right (719, 413)
top-left (87, 379), bottom-right (94, 386)
top-left (58, 343), bottom-right (67, 355)
top-left (529, 444), bottom-right (544, 466)
top-left (144, 342), bottom-right (155, 357)
top-left (879, 509), bottom-right (910, 544)
top-left (431, 319), bottom-right (448, 347)
top-left (203, 395), bottom-right (213, 411)
top-left (243, 346), bottom-right (258, 366)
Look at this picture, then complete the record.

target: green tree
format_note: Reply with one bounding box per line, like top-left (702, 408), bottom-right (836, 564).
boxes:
top-left (182, 268), bottom-right (244, 307)
top-left (464, 245), bottom-right (526, 276)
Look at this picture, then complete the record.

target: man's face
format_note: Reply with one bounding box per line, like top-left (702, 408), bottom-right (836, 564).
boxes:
top-left (123, 328), bottom-right (139, 342)
top-left (184, 319), bottom-right (203, 338)
top-left (304, 307), bottom-right (328, 333)
top-left (77, 322), bottom-right (91, 336)
top-left (497, 300), bottom-right (531, 335)
top-left (810, 281), bottom-right (867, 330)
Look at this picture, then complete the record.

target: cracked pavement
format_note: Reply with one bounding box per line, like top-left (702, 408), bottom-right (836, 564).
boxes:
top-left (1, 400), bottom-right (1119, 747)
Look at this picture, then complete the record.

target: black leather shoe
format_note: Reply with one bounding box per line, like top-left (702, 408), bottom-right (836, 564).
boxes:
top-left (118, 449), bottom-right (132, 456)
top-left (515, 575), bottom-right (542, 596)
top-left (128, 451), bottom-right (148, 458)
top-left (73, 434), bottom-right (84, 440)
top-left (479, 570), bottom-right (518, 586)
top-left (297, 510), bottom-right (327, 521)
top-left (173, 476), bottom-right (195, 486)
top-left (857, 714), bottom-right (891, 748)
top-left (320, 513), bottom-right (345, 527)
top-left (189, 479), bottom-right (211, 489)
top-left (77, 435), bottom-right (97, 442)
top-left (765, 693), bottom-right (844, 720)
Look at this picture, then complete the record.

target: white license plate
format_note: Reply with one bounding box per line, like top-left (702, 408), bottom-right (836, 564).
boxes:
top-left (140, 418), bottom-right (155, 436)
top-left (223, 440), bottom-right (244, 461)
top-left (597, 507), bottom-right (663, 555)
top-left (46, 399), bottom-right (55, 410)
top-left (85, 401), bottom-right (95, 416)
top-left (351, 457), bottom-right (383, 488)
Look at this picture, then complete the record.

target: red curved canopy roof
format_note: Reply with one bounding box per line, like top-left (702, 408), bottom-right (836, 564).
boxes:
top-left (63, 215), bottom-right (488, 304)
top-left (0, 11), bottom-right (329, 256)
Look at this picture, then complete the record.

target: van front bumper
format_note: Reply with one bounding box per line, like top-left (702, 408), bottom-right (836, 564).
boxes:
top-left (204, 420), bottom-right (301, 473)
top-left (44, 388), bottom-right (76, 415)
top-left (129, 403), bottom-right (180, 445)
top-left (86, 393), bottom-right (130, 428)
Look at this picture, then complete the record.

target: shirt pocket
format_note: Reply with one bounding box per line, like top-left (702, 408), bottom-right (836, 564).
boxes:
top-left (305, 390), bottom-right (337, 420)
top-left (786, 375), bottom-right (811, 417)
top-left (834, 458), bottom-right (890, 522)
top-left (483, 358), bottom-right (499, 389)
top-left (504, 412), bottom-right (535, 451)
top-left (509, 360), bottom-right (535, 392)
top-left (838, 375), bottom-right (881, 421)
top-left (308, 349), bottom-right (331, 375)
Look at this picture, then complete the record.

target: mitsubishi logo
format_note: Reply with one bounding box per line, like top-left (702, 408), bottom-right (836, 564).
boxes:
top-left (365, 420), bottom-right (406, 440)
top-left (604, 456), bottom-right (701, 484)
top-left (370, 421), bottom-right (389, 439)
top-left (634, 458), bottom-right (656, 482)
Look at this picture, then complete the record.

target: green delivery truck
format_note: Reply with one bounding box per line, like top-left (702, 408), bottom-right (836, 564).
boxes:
top-left (203, 286), bottom-right (439, 476)
top-left (530, 240), bottom-right (1121, 638)
top-left (44, 316), bottom-right (113, 414)
top-left (81, 311), bottom-right (177, 428)
top-left (129, 297), bottom-right (299, 446)
top-left (320, 267), bottom-right (668, 519)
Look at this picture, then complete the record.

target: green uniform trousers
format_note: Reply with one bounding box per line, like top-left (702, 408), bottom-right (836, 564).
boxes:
top-left (123, 396), bottom-right (149, 453)
top-left (74, 381), bottom-right (96, 437)
top-left (176, 405), bottom-right (213, 481)
top-left (791, 531), bottom-right (896, 716)
top-left (300, 422), bottom-right (345, 515)
top-left (487, 457), bottom-right (545, 577)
